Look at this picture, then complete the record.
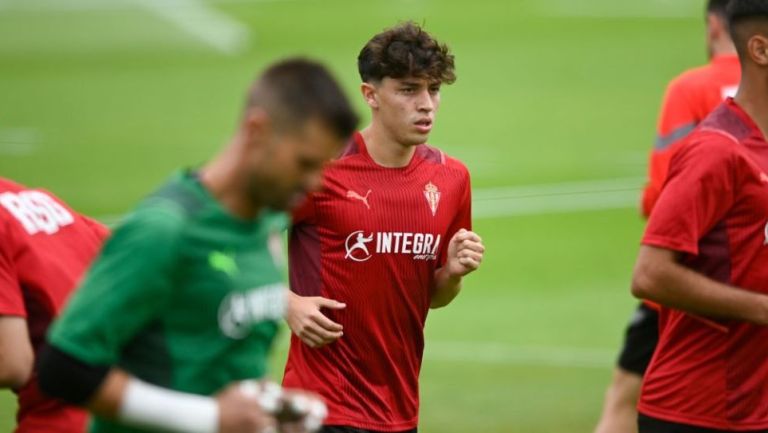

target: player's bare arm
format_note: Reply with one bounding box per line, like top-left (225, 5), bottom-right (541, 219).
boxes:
top-left (0, 316), bottom-right (33, 388)
top-left (631, 245), bottom-right (768, 325)
top-left (431, 228), bottom-right (485, 309)
top-left (286, 291), bottom-right (345, 348)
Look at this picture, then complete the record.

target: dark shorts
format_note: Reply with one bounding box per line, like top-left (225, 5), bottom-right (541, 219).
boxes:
top-left (617, 303), bottom-right (659, 375)
top-left (321, 427), bottom-right (417, 433)
top-left (638, 414), bottom-right (768, 433)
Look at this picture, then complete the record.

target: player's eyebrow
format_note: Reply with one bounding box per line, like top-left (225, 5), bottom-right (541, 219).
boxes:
top-left (397, 80), bottom-right (422, 87)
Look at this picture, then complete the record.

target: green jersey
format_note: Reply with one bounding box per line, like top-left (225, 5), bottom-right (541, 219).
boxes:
top-left (49, 170), bottom-right (288, 433)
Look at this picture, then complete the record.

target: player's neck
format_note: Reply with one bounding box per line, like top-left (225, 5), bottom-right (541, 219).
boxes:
top-left (198, 139), bottom-right (262, 220)
top-left (710, 41), bottom-right (736, 59)
top-left (360, 124), bottom-right (417, 168)
top-left (735, 76), bottom-right (768, 140)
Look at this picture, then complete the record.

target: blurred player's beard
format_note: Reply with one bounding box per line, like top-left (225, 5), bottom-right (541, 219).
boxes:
top-left (245, 171), bottom-right (299, 211)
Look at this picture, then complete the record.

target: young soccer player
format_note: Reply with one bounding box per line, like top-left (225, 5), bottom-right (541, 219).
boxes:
top-left (283, 22), bottom-right (485, 433)
top-left (0, 178), bottom-right (108, 433)
top-left (37, 58), bottom-right (358, 433)
top-left (631, 1), bottom-right (768, 431)
top-left (594, 2), bottom-right (739, 432)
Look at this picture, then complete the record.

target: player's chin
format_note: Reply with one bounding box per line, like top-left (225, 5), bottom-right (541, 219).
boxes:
top-left (403, 131), bottom-right (430, 146)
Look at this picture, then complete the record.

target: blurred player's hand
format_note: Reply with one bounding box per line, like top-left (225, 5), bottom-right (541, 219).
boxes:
top-left (235, 381), bottom-right (327, 433)
top-left (445, 229), bottom-right (484, 277)
top-left (277, 389), bottom-right (328, 433)
top-left (216, 382), bottom-right (278, 433)
top-left (286, 292), bottom-right (345, 348)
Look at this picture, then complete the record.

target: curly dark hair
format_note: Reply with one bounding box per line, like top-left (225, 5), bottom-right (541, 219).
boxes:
top-left (357, 22), bottom-right (456, 84)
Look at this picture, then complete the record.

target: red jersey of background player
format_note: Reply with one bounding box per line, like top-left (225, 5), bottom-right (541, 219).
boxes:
top-left (639, 99), bottom-right (768, 430)
top-left (0, 178), bottom-right (107, 433)
top-left (283, 132), bottom-right (471, 431)
top-left (642, 54), bottom-right (740, 217)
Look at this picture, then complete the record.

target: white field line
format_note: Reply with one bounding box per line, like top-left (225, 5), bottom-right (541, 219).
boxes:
top-left (0, 0), bottom-right (251, 54)
top-left (473, 177), bottom-right (643, 219)
top-left (0, 0), bottom-right (298, 12)
top-left (425, 341), bottom-right (614, 369)
top-left (134, 0), bottom-right (249, 55)
top-left (94, 177), bottom-right (644, 224)
top-left (0, 128), bottom-right (41, 156)
top-left (540, 0), bottom-right (701, 18)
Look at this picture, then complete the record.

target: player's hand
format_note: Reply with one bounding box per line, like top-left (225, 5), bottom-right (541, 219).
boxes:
top-left (216, 382), bottom-right (278, 433)
top-left (445, 229), bottom-right (484, 278)
top-left (286, 292), bottom-right (345, 348)
top-left (276, 389), bottom-right (327, 433)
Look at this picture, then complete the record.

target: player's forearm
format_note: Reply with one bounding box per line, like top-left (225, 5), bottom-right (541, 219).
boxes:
top-left (0, 316), bottom-right (34, 388)
top-left (631, 246), bottom-right (768, 325)
top-left (430, 267), bottom-right (462, 309)
top-left (39, 345), bottom-right (223, 433)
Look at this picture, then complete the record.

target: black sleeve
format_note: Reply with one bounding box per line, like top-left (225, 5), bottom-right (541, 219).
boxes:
top-left (37, 343), bottom-right (110, 405)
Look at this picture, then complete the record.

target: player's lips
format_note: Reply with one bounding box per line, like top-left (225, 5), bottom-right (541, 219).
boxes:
top-left (413, 119), bottom-right (433, 133)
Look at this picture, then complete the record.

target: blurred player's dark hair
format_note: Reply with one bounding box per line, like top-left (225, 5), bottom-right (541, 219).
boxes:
top-left (357, 21), bottom-right (456, 84)
top-left (246, 58), bottom-right (358, 140)
top-left (727, 0), bottom-right (768, 57)
top-left (708, 0), bottom-right (730, 17)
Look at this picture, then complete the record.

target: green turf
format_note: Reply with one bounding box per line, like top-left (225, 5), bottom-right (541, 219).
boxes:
top-left (0, 0), bottom-right (708, 431)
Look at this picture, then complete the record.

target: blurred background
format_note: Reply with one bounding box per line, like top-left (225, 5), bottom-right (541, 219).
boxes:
top-left (0, 0), bottom-right (710, 431)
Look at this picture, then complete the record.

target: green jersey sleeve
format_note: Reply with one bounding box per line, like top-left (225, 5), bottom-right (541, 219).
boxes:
top-left (49, 200), bottom-right (185, 365)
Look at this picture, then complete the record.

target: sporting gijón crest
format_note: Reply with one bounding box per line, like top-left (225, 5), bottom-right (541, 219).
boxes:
top-left (424, 182), bottom-right (440, 216)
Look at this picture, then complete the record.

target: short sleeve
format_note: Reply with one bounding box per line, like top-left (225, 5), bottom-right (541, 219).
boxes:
top-left (642, 135), bottom-right (737, 256)
top-left (82, 215), bottom-right (111, 241)
top-left (643, 78), bottom-right (702, 217)
top-left (439, 168), bottom-right (472, 266)
top-left (0, 220), bottom-right (24, 317)
top-left (292, 193), bottom-right (316, 226)
top-left (48, 202), bottom-right (185, 365)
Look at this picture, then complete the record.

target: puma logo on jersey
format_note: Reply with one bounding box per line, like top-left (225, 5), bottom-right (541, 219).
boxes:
top-left (760, 172), bottom-right (768, 184)
top-left (346, 189), bottom-right (371, 209)
top-left (210, 251), bottom-right (238, 277)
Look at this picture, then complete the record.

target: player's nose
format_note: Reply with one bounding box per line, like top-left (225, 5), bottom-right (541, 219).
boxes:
top-left (416, 89), bottom-right (434, 112)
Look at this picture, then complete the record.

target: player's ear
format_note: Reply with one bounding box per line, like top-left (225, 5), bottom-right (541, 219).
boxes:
top-left (747, 34), bottom-right (768, 66)
top-left (706, 13), bottom-right (720, 42)
top-left (360, 82), bottom-right (379, 109)
top-left (242, 107), bottom-right (272, 147)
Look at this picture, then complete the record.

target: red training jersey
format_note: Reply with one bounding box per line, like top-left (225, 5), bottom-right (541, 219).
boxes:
top-left (639, 99), bottom-right (768, 430)
top-left (642, 54), bottom-right (740, 217)
top-left (0, 178), bottom-right (107, 433)
top-left (283, 132), bottom-right (472, 431)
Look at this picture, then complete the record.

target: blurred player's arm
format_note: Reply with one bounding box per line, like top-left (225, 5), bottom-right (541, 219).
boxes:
top-left (0, 316), bottom-right (33, 388)
top-left (0, 222), bottom-right (33, 388)
top-left (38, 352), bottom-right (276, 433)
top-left (642, 78), bottom-right (699, 217)
top-left (37, 204), bottom-right (276, 433)
top-left (632, 245), bottom-right (768, 325)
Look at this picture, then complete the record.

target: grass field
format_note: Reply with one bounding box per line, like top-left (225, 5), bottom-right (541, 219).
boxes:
top-left (0, 0), bottom-right (711, 431)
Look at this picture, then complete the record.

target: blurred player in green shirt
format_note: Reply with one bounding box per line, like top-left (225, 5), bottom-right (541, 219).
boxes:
top-left (37, 58), bottom-right (358, 433)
